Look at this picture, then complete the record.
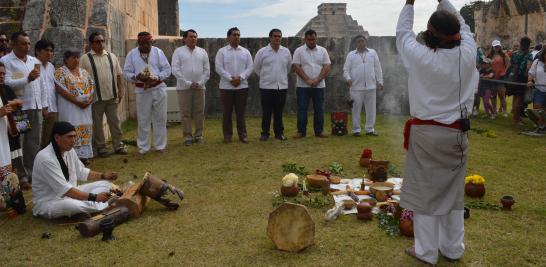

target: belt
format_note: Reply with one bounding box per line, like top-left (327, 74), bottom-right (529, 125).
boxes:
top-left (135, 80), bottom-right (162, 88)
top-left (403, 118), bottom-right (462, 150)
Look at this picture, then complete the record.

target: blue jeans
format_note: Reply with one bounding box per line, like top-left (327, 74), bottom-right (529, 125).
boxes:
top-left (296, 87), bottom-right (325, 136)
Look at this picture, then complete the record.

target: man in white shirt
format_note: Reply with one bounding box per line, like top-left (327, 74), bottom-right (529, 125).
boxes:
top-left (254, 29), bottom-right (292, 141)
top-left (397, 0), bottom-right (478, 264)
top-left (80, 32), bottom-right (127, 157)
top-left (123, 32), bottom-right (171, 155)
top-left (32, 121), bottom-right (117, 219)
top-left (172, 29), bottom-right (210, 146)
top-left (215, 27), bottom-right (253, 143)
top-left (343, 35), bottom-right (383, 136)
top-left (292, 29), bottom-right (331, 138)
top-left (0, 31), bottom-right (47, 181)
top-left (35, 39), bottom-right (56, 148)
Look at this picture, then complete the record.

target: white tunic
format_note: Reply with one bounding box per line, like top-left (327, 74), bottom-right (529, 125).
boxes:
top-left (343, 48), bottom-right (383, 90)
top-left (215, 45), bottom-right (254, 90)
top-left (396, 0), bottom-right (478, 124)
top-left (253, 44), bottom-right (292, 90)
top-left (172, 45), bottom-right (210, 90)
top-left (0, 100), bottom-right (10, 168)
top-left (292, 44), bottom-right (331, 88)
top-left (32, 144), bottom-right (90, 206)
top-left (123, 46), bottom-right (172, 94)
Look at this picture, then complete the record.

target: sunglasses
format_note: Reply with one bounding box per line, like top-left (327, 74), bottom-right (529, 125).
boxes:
top-left (0, 39), bottom-right (8, 42)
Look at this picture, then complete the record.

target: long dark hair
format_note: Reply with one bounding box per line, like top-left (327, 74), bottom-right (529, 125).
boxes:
top-left (424, 10), bottom-right (461, 50)
top-left (50, 122), bottom-right (76, 181)
top-left (487, 46), bottom-right (506, 60)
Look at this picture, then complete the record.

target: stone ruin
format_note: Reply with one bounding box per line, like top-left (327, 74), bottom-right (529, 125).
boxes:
top-left (474, 0), bottom-right (546, 48)
top-left (296, 3), bottom-right (369, 39)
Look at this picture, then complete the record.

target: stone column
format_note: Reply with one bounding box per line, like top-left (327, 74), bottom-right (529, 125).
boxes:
top-left (158, 0), bottom-right (179, 36)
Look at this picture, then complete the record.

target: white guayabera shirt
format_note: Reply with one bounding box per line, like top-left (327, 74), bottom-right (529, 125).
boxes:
top-left (215, 45), bottom-right (254, 90)
top-left (1, 52), bottom-right (48, 111)
top-left (253, 44), bottom-right (292, 90)
top-left (396, 0), bottom-right (478, 124)
top-left (343, 48), bottom-right (384, 90)
top-left (171, 45), bottom-right (210, 90)
top-left (292, 44), bottom-right (331, 88)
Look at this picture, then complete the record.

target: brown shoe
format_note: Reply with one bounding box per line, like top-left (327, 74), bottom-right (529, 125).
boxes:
top-left (293, 132), bottom-right (306, 139)
top-left (315, 133), bottom-right (329, 138)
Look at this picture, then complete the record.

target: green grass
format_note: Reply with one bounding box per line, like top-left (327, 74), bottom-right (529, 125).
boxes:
top-left (1, 113), bottom-right (545, 266)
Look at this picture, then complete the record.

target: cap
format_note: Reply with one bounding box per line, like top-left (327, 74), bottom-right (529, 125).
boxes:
top-left (492, 40), bottom-right (501, 47)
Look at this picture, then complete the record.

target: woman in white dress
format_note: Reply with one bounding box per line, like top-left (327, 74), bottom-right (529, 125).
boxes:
top-left (54, 49), bottom-right (94, 164)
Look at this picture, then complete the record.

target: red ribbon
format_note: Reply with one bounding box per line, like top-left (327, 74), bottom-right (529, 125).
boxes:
top-left (403, 118), bottom-right (462, 150)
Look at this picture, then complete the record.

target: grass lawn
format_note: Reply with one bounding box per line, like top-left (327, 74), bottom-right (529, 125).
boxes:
top-left (1, 113), bottom-right (545, 266)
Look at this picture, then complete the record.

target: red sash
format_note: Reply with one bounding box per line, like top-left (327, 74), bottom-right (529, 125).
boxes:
top-left (403, 118), bottom-right (462, 150)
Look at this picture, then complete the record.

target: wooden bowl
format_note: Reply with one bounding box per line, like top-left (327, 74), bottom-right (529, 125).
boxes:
top-left (306, 174), bottom-right (329, 188)
top-left (343, 199), bottom-right (355, 210)
top-left (369, 182), bottom-right (395, 195)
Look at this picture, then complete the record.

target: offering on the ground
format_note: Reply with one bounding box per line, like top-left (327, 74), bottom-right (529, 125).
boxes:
top-left (77, 206), bottom-right (130, 237)
top-left (267, 203), bottom-right (315, 252)
top-left (140, 172), bottom-right (185, 210)
top-left (500, 195), bottom-right (515, 210)
top-left (360, 148), bottom-right (373, 167)
top-left (281, 173), bottom-right (299, 197)
top-left (331, 112), bottom-right (348, 136)
top-left (368, 160), bottom-right (390, 182)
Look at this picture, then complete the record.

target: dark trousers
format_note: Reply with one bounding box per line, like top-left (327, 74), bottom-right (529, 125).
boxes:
top-left (220, 88), bottom-right (248, 139)
top-left (260, 89), bottom-right (287, 137)
top-left (296, 87), bottom-right (325, 136)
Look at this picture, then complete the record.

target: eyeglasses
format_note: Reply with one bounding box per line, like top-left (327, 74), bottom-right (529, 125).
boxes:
top-left (93, 40), bottom-right (106, 43)
top-left (0, 39), bottom-right (7, 42)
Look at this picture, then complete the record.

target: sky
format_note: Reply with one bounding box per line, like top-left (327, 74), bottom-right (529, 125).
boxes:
top-left (179, 0), bottom-right (476, 38)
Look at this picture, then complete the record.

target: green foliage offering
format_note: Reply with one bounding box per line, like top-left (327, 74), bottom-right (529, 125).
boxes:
top-left (376, 212), bottom-right (400, 236)
top-left (328, 162), bottom-right (343, 175)
top-left (281, 162), bottom-right (308, 176)
top-left (471, 127), bottom-right (497, 138)
top-left (466, 201), bottom-right (501, 210)
top-left (271, 191), bottom-right (334, 210)
top-left (388, 163), bottom-right (401, 177)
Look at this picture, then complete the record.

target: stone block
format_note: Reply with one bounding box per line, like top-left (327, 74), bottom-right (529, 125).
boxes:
top-left (0, 22), bottom-right (22, 35)
top-left (89, 0), bottom-right (108, 26)
top-left (21, 0), bottom-right (44, 31)
top-left (0, 0), bottom-right (27, 8)
top-left (49, 0), bottom-right (86, 28)
top-left (0, 7), bottom-right (25, 22)
top-left (43, 26), bottom-right (84, 66)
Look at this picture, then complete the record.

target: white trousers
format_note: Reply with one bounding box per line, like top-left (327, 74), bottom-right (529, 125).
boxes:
top-left (135, 87), bottom-right (168, 152)
top-left (413, 210), bottom-right (465, 264)
top-left (350, 89), bottom-right (376, 133)
top-left (33, 180), bottom-right (111, 219)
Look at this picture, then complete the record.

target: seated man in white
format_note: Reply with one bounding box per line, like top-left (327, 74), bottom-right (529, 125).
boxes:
top-left (32, 121), bottom-right (117, 219)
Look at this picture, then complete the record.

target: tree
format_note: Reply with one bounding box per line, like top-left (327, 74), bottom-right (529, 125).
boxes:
top-left (460, 1), bottom-right (484, 33)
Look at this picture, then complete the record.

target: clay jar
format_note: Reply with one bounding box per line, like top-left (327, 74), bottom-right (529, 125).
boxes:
top-left (356, 202), bottom-right (373, 221)
top-left (399, 219), bottom-right (414, 237)
top-left (280, 185), bottom-right (299, 197)
top-left (465, 183), bottom-right (485, 198)
top-left (359, 157), bottom-right (371, 168)
top-left (500, 195), bottom-right (515, 210)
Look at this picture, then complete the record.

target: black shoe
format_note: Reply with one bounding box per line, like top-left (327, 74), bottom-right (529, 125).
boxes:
top-left (353, 132), bottom-right (361, 137)
top-left (259, 134), bottom-right (269, 141)
top-left (184, 140), bottom-right (193, 146)
top-left (365, 131), bottom-right (378, 136)
top-left (275, 135), bottom-right (287, 141)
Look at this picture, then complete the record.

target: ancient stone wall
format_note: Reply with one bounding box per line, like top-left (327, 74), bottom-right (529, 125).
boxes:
top-left (474, 0), bottom-right (546, 48)
top-left (125, 36), bottom-right (409, 119)
top-left (0, 0), bottom-right (26, 34)
top-left (158, 0), bottom-right (179, 36)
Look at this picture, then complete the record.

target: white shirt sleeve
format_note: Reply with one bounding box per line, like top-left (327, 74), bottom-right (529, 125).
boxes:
top-left (240, 50), bottom-right (254, 80)
top-left (396, 4), bottom-right (428, 70)
top-left (529, 59), bottom-right (539, 78)
top-left (323, 48), bottom-right (331, 65)
top-left (198, 50), bottom-right (210, 88)
top-left (253, 49), bottom-right (264, 77)
top-left (374, 51), bottom-right (383, 85)
top-left (292, 48), bottom-right (302, 65)
top-left (286, 50), bottom-right (293, 74)
top-left (343, 53), bottom-right (352, 81)
top-left (157, 49), bottom-right (172, 81)
top-left (123, 51), bottom-right (137, 82)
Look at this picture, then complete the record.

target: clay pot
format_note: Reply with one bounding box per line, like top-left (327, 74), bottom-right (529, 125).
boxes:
top-left (360, 198), bottom-right (377, 207)
top-left (357, 212), bottom-right (373, 221)
top-left (500, 195), bottom-right (515, 210)
top-left (280, 185), bottom-right (299, 197)
top-left (359, 157), bottom-right (371, 168)
top-left (361, 148), bottom-right (373, 159)
top-left (399, 219), bottom-right (414, 237)
top-left (306, 174), bottom-right (329, 189)
top-left (375, 190), bottom-right (389, 202)
top-left (357, 202), bottom-right (372, 213)
top-left (465, 183), bottom-right (485, 198)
